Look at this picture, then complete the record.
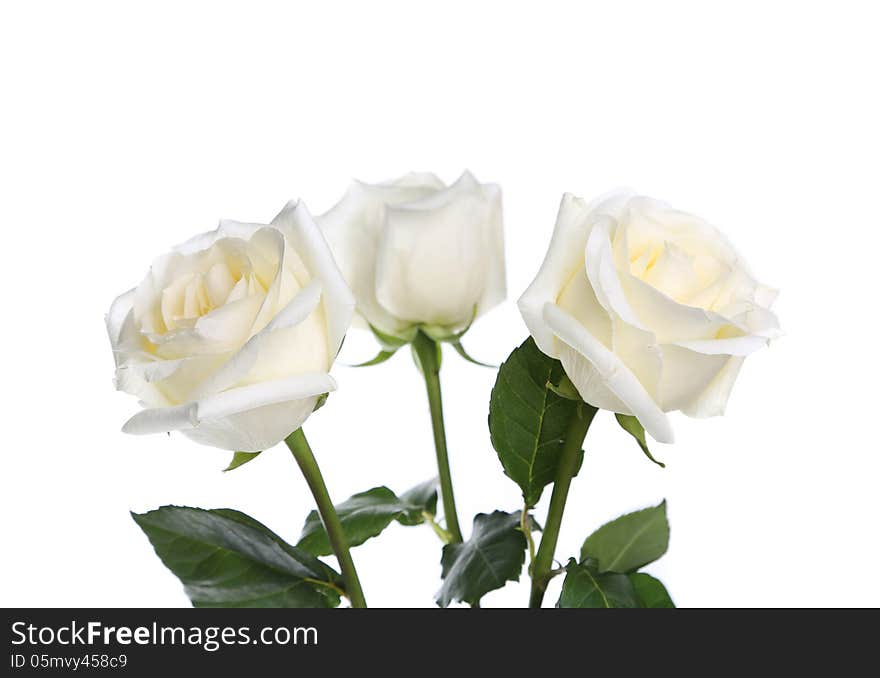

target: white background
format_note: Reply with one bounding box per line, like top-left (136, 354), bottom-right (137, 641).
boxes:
top-left (2, 1), bottom-right (878, 608)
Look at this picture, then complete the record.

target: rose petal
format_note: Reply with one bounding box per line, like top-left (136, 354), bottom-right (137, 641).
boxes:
top-left (196, 373), bottom-right (336, 421)
top-left (584, 217), bottom-right (644, 328)
top-left (543, 302), bottom-right (674, 443)
top-left (272, 201), bottom-right (355, 359)
top-left (122, 372), bottom-right (337, 449)
top-left (121, 402), bottom-right (199, 435)
top-left (140, 353), bottom-right (231, 406)
top-left (674, 335), bottom-right (768, 356)
top-left (106, 288), bottom-right (135, 348)
top-left (172, 220), bottom-right (262, 256)
top-left (640, 242), bottom-right (703, 302)
top-left (518, 190), bottom-right (634, 357)
top-left (244, 227), bottom-right (303, 334)
top-left (657, 344), bottom-right (729, 411)
top-left (114, 360), bottom-right (177, 407)
top-left (625, 198), bottom-right (742, 270)
top-left (611, 315), bottom-right (662, 401)
top-left (447, 172), bottom-right (505, 319)
top-left (318, 175), bottom-right (444, 335)
top-left (183, 398), bottom-right (320, 453)
top-left (556, 266), bottom-right (612, 349)
top-left (193, 293), bottom-right (264, 344)
top-left (474, 176), bottom-right (506, 319)
top-left (620, 273), bottom-right (731, 342)
top-left (723, 302), bottom-right (782, 339)
top-left (382, 172), bottom-right (446, 189)
top-left (554, 342), bottom-right (631, 413)
top-left (681, 356), bottom-right (745, 418)
top-left (374, 179), bottom-right (490, 327)
top-left (190, 280), bottom-right (324, 400)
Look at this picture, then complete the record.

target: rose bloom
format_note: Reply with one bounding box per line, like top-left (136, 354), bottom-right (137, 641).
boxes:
top-left (519, 191), bottom-right (780, 443)
top-left (106, 202), bottom-right (354, 452)
top-left (318, 171), bottom-right (505, 340)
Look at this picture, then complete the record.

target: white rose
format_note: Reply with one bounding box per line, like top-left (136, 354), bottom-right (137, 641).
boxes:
top-left (519, 191), bottom-right (781, 444)
top-left (318, 171), bottom-right (505, 339)
top-left (106, 201), bottom-right (355, 452)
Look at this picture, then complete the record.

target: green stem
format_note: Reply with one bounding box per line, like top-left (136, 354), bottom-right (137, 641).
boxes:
top-left (412, 331), bottom-right (463, 543)
top-left (304, 577), bottom-right (347, 598)
top-left (521, 504), bottom-right (536, 573)
top-left (285, 428), bottom-right (367, 608)
top-left (424, 511), bottom-right (454, 544)
top-left (529, 405), bottom-right (596, 608)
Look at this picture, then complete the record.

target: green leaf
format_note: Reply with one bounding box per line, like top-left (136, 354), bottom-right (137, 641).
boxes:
top-left (615, 413), bottom-right (666, 468)
top-left (396, 478), bottom-right (439, 526)
top-left (297, 487), bottom-right (401, 556)
top-left (523, 513), bottom-right (543, 533)
top-left (312, 392), bottom-right (329, 412)
top-left (557, 559), bottom-right (641, 608)
top-left (452, 341), bottom-right (495, 368)
top-left (546, 373), bottom-right (580, 400)
top-left (421, 305), bottom-right (478, 343)
top-left (629, 572), bottom-right (675, 608)
top-left (436, 511), bottom-right (527, 607)
top-left (131, 506), bottom-right (342, 608)
top-left (296, 482), bottom-right (437, 555)
top-left (223, 451), bottom-right (261, 472)
top-left (489, 337), bottom-right (592, 507)
top-left (581, 501), bottom-right (670, 573)
top-left (370, 323), bottom-right (417, 351)
top-left (349, 349), bottom-right (398, 367)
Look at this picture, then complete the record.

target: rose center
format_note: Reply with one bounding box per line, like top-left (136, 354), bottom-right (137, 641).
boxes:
top-left (629, 239), bottom-right (726, 309)
top-left (159, 261), bottom-right (268, 332)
